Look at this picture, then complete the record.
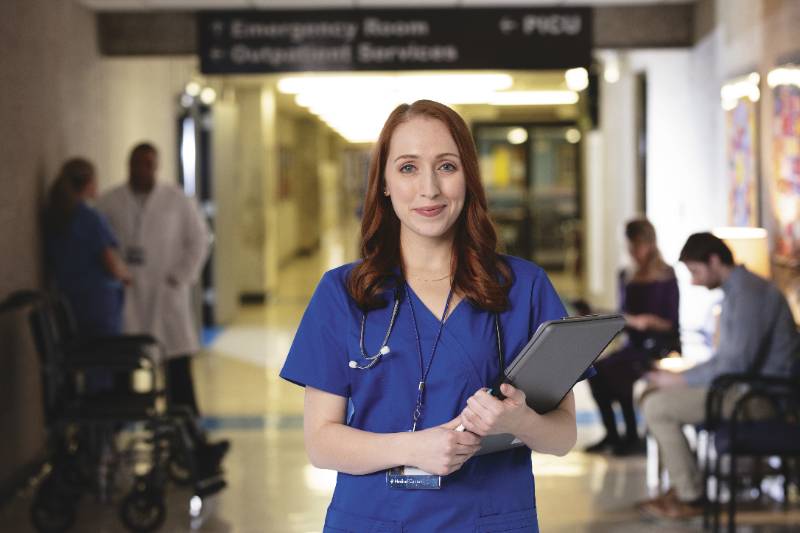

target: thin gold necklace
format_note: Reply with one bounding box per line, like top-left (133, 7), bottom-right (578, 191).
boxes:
top-left (409, 273), bottom-right (451, 282)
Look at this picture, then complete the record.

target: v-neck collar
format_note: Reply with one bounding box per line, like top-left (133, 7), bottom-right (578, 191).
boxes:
top-left (404, 282), bottom-right (465, 327)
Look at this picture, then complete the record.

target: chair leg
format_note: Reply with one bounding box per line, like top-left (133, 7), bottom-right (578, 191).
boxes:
top-left (728, 454), bottom-right (737, 533)
top-left (713, 452), bottom-right (722, 533)
top-left (702, 437), bottom-right (711, 530)
top-left (781, 457), bottom-right (790, 512)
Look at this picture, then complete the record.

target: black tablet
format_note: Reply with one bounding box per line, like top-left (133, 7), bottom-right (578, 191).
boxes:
top-left (476, 314), bottom-right (625, 456)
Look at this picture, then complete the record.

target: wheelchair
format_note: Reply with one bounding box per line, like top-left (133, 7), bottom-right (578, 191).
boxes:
top-left (18, 291), bottom-right (225, 532)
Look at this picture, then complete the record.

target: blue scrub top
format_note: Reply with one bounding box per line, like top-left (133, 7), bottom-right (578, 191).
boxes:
top-left (281, 255), bottom-right (590, 532)
top-left (45, 202), bottom-right (123, 336)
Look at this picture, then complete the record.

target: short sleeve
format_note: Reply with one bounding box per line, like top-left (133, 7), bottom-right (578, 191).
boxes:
top-left (95, 211), bottom-right (118, 249)
top-left (529, 266), bottom-right (596, 382)
top-left (280, 270), bottom-right (351, 398)
top-left (529, 267), bottom-right (567, 335)
top-left (83, 206), bottom-right (118, 254)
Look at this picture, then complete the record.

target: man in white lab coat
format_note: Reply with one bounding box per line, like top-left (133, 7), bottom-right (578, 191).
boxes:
top-left (98, 143), bottom-right (228, 479)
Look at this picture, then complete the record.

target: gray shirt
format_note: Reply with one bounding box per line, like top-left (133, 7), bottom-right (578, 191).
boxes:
top-left (683, 266), bottom-right (799, 387)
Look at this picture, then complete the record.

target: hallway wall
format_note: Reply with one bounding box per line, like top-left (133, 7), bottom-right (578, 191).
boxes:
top-left (0, 0), bottom-right (194, 299)
top-left (588, 0), bottom-right (800, 314)
top-left (0, 0), bottom-right (194, 493)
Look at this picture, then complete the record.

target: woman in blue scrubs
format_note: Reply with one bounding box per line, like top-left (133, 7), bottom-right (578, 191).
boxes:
top-left (281, 100), bottom-right (587, 532)
top-left (44, 158), bottom-right (130, 336)
top-left (44, 158), bottom-right (131, 393)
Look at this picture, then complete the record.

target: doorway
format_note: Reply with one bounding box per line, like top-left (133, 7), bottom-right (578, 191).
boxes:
top-left (475, 122), bottom-right (583, 291)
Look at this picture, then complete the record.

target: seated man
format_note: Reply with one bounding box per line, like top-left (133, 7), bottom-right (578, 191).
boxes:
top-left (639, 232), bottom-right (799, 520)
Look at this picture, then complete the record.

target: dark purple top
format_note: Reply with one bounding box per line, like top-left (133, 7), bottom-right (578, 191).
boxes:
top-left (619, 270), bottom-right (681, 356)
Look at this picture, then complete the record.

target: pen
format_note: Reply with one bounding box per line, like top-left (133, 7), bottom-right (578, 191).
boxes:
top-left (455, 387), bottom-right (496, 432)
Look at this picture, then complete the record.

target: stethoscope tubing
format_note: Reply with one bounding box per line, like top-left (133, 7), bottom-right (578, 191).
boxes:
top-left (350, 282), bottom-right (505, 378)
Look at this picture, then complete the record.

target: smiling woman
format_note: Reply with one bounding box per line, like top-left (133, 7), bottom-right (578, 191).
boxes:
top-left (384, 118), bottom-right (465, 248)
top-left (280, 100), bottom-right (589, 532)
top-left (347, 100), bottom-right (511, 312)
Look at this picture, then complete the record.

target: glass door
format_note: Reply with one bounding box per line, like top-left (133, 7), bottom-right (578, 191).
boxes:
top-left (475, 123), bottom-right (582, 295)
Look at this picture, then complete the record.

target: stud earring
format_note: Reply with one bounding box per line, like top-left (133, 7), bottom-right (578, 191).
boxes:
top-left (383, 189), bottom-right (390, 196)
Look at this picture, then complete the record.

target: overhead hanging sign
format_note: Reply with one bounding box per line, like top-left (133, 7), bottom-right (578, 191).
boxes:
top-left (198, 8), bottom-right (592, 74)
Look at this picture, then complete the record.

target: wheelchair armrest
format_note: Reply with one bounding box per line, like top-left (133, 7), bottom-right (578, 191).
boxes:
top-left (66, 351), bottom-right (157, 371)
top-left (67, 334), bottom-right (158, 352)
top-left (64, 335), bottom-right (163, 366)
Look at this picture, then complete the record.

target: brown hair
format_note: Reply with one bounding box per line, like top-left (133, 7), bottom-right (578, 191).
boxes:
top-left (346, 100), bottom-right (511, 311)
top-left (44, 158), bottom-right (95, 233)
top-left (625, 218), bottom-right (671, 281)
top-left (679, 232), bottom-right (734, 265)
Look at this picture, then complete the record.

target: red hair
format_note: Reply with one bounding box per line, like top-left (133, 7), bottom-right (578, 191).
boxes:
top-left (347, 100), bottom-right (511, 312)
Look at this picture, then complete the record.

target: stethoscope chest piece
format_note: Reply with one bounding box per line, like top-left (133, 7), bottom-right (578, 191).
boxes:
top-left (349, 345), bottom-right (391, 370)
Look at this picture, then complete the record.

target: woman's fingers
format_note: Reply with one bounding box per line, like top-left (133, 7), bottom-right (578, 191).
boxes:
top-left (461, 407), bottom-right (489, 436)
top-left (440, 415), bottom-right (463, 430)
top-left (454, 427), bottom-right (481, 445)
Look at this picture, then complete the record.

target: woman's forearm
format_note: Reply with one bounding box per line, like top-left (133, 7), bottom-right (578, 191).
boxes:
top-left (306, 422), bottom-right (412, 475)
top-left (102, 247), bottom-right (131, 283)
top-left (642, 313), bottom-right (674, 332)
top-left (513, 400), bottom-right (577, 457)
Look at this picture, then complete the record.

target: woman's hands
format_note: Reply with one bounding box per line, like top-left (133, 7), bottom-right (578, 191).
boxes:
top-left (407, 416), bottom-right (481, 476)
top-left (102, 247), bottom-right (132, 286)
top-left (625, 313), bottom-right (674, 332)
top-left (460, 383), bottom-right (535, 437)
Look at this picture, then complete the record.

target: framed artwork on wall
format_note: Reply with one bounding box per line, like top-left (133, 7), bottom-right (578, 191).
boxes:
top-left (722, 73), bottom-right (761, 227)
top-left (768, 66), bottom-right (800, 267)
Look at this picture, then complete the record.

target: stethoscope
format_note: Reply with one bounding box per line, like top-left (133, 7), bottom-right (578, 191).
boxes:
top-left (348, 281), bottom-right (506, 382)
top-left (348, 284), bottom-right (403, 370)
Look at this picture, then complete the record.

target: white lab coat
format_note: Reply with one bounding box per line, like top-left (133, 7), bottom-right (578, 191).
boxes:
top-left (97, 183), bottom-right (210, 358)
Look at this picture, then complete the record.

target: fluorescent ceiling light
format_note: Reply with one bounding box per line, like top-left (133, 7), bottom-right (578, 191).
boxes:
top-left (489, 91), bottom-right (579, 106)
top-left (767, 66), bottom-right (800, 88)
top-left (507, 128), bottom-right (528, 145)
top-left (200, 87), bottom-right (217, 105)
top-left (185, 81), bottom-right (201, 97)
top-left (565, 67), bottom-right (589, 92)
top-left (565, 128), bottom-right (582, 144)
top-left (278, 73), bottom-right (513, 94)
top-left (720, 72), bottom-right (760, 110)
top-left (279, 73), bottom-right (575, 143)
top-left (603, 61), bottom-right (620, 84)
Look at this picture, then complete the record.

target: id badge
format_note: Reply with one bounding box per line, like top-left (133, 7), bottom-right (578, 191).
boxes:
top-left (386, 467), bottom-right (441, 490)
top-left (125, 246), bottom-right (146, 266)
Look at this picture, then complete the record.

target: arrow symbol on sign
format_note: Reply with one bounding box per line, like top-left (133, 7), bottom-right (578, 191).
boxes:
top-left (499, 17), bottom-right (518, 34)
top-left (210, 48), bottom-right (225, 61)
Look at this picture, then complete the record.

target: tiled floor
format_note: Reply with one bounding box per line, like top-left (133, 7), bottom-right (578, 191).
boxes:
top-left (2, 226), bottom-right (798, 532)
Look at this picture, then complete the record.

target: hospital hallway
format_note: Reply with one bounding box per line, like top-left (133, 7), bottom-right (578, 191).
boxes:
top-left (1, 220), bottom-right (797, 533)
top-left (4, 0), bottom-right (800, 531)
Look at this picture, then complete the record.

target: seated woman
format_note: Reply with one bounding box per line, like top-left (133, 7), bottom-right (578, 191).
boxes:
top-left (44, 158), bottom-right (131, 391)
top-left (585, 218), bottom-right (680, 455)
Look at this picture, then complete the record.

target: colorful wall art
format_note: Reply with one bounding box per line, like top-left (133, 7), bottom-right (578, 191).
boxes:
top-left (726, 98), bottom-right (759, 226)
top-left (771, 82), bottom-right (800, 266)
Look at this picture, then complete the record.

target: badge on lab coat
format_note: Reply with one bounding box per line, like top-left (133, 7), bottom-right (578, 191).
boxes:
top-left (124, 245), bottom-right (146, 266)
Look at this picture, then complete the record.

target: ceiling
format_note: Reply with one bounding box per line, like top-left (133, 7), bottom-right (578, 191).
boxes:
top-left (77, 0), bottom-right (696, 11)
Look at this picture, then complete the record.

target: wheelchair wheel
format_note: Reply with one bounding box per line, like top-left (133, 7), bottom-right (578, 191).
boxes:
top-left (119, 488), bottom-right (166, 532)
top-left (167, 452), bottom-right (192, 486)
top-left (30, 493), bottom-right (76, 533)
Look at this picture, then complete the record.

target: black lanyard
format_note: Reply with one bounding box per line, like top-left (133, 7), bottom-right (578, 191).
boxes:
top-left (405, 283), bottom-right (454, 432)
top-left (404, 284), bottom-right (509, 428)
